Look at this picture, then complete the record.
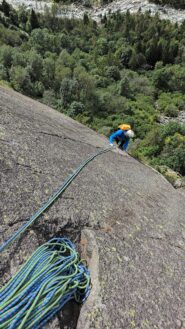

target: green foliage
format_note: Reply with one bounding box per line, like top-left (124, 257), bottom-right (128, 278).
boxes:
top-left (0, 64), bottom-right (8, 80)
top-left (42, 89), bottom-right (57, 107)
top-left (153, 65), bottom-right (185, 92)
top-left (12, 50), bottom-right (27, 67)
top-left (126, 95), bottom-right (157, 138)
top-left (0, 45), bottom-right (13, 67)
top-left (0, 6), bottom-right (185, 176)
top-left (119, 70), bottom-right (155, 99)
top-left (9, 66), bottom-right (31, 93)
top-left (0, 0), bottom-right (11, 17)
top-left (29, 29), bottom-right (56, 54)
top-left (161, 121), bottom-right (185, 138)
top-left (29, 9), bottom-right (39, 30)
top-left (105, 66), bottom-right (121, 81)
top-left (97, 126), bottom-right (112, 136)
top-left (133, 122), bottom-right (185, 175)
top-left (33, 81), bottom-right (45, 97)
top-left (95, 38), bottom-right (109, 56)
top-left (27, 50), bottom-right (43, 81)
top-left (156, 92), bottom-right (185, 117)
top-left (68, 101), bottom-right (85, 117)
top-left (0, 26), bottom-right (22, 47)
top-left (60, 78), bottom-right (79, 107)
top-left (42, 55), bottom-right (56, 88)
top-left (83, 13), bottom-right (89, 25)
top-left (119, 77), bottom-right (131, 98)
top-left (160, 133), bottom-right (185, 175)
top-left (129, 52), bottom-right (146, 70)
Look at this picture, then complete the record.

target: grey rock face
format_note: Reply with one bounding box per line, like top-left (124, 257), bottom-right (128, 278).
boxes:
top-left (160, 110), bottom-right (185, 125)
top-left (8, 0), bottom-right (185, 24)
top-left (1, 86), bottom-right (185, 329)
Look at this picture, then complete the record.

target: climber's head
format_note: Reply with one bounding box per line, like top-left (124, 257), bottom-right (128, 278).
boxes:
top-left (125, 129), bottom-right (134, 138)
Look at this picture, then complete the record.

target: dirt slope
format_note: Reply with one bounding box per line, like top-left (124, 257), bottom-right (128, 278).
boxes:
top-left (1, 86), bottom-right (185, 329)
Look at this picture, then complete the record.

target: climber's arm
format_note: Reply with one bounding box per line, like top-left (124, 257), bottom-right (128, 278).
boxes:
top-left (109, 130), bottom-right (122, 144)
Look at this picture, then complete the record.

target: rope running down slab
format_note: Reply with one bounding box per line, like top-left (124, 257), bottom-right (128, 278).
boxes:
top-left (0, 147), bottom-right (112, 253)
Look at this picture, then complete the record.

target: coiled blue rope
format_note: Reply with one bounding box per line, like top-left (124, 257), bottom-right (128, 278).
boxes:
top-left (0, 237), bottom-right (91, 329)
top-left (0, 147), bottom-right (112, 253)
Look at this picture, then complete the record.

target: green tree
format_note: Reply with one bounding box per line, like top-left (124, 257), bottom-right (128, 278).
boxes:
top-left (119, 47), bottom-right (133, 68)
top-left (29, 9), bottom-right (39, 30)
top-left (119, 77), bottom-right (131, 98)
top-left (27, 50), bottom-right (43, 81)
top-left (12, 50), bottom-right (27, 67)
top-left (33, 81), bottom-right (45, 97)
top-left (83, 13), bottom-right (89, 25)
top-left (0, 64), bottom-right (8, 80)
top-left (42, 56), bottom-right (56, 88)
top-left (18, 5), bottom-right (28, 30)
top-left (29, 29), bottom-right (55, 54)
top-left (105, 66), bottom-right (121, 81)
top-left (1, 0), bottom-right (11, 16)
top-left (153, 65), bottom-right (185, 92)
top-left (0, 27), bottom-right (22, 47)
top-left (60, 78), bottom-right (79, 107)
top-left (9, 9), bottom-right (18, 26)
top-left (0, 45), bottom-right (13, 68)
top-left (73, 66), bottom-right (95, 103)
top-left (129, 52), bottom-right (146, 69)
top-left (10, 66), bottom-right (32, 94)
top-left (68, 101), bottom-right (85, 117)
top-left (161, 133), bottom-right (185, 175)
top-left (95, 38), bottom-right (109, 56)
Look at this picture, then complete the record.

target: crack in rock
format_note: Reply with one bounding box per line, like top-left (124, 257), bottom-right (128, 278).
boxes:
top-left (0, 138), bottom-right (11, 143)
top-left (39, 131), bottom-right (64, 139)
top-left (169, 243), bottom-right (185, 251)
top-left (77, 229), bottom-right (107, 329)
top-left (39, 130), bottom-right (100, 147)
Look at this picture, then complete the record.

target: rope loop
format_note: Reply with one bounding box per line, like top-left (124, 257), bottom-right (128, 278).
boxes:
top-left (0, 238), bottom-right (91, 329)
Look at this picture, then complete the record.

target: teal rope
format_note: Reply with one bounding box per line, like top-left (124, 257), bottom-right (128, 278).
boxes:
top-left (0, 237), bottom-right (91, 328)
top-left (0, 147), bottom-right (112, 253)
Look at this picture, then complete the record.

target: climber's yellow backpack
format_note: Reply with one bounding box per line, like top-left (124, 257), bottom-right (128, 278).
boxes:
top-left (118, 124), bottom-right (131, 131)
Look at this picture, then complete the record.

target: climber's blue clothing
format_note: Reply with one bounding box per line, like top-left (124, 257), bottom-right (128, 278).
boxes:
top-left (109, 129), bottom-right (129, 150)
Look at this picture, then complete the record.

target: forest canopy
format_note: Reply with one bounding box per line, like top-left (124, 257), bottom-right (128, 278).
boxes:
top-left (0, 1), bottom-right (185, 177)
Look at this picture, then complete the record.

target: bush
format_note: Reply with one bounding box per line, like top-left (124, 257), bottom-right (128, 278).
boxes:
top-left (0, 64), bottom-right (8, 80)
top-left (164, 104), bottom-right (178, 117)
top-left (133, 122), bottom-right (185, 176)
top-left (0, 45), bottom-right (13, 68)
top-left (105, 66), bottom-right (121, 81)
top-left (33, 81), bottom-right (45, 97)
top-left (67, 101), bottom-right (85, 118)
top-left (9, 66), bottom-right (32, 94)
top-left (60, 78), bottom-right (79, 107)
top-left (156, 92), bottom-right (185, 117)
top-left (94, 75), bottom-right (110, 88)
top-left (42, 89), bottom-right (56, 107)
top-left (161, 121), bottom-right (185, 138)
top-left (98, 126), bottom-right (112, 136)
top-left (153, 65), bottom-right (185, 92)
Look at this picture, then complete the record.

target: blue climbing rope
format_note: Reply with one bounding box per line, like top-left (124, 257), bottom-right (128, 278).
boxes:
top-left (0, 237), bottom-right (91, 329)
top-left (0, 146), bottom-right (112, 253)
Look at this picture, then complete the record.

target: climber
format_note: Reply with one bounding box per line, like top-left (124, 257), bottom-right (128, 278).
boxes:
top-left (109, 124), bottom-right (134, 151)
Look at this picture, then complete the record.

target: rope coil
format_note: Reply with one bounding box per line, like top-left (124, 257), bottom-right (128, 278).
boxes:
top-left (0, 238), bottom-right (91, 329)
